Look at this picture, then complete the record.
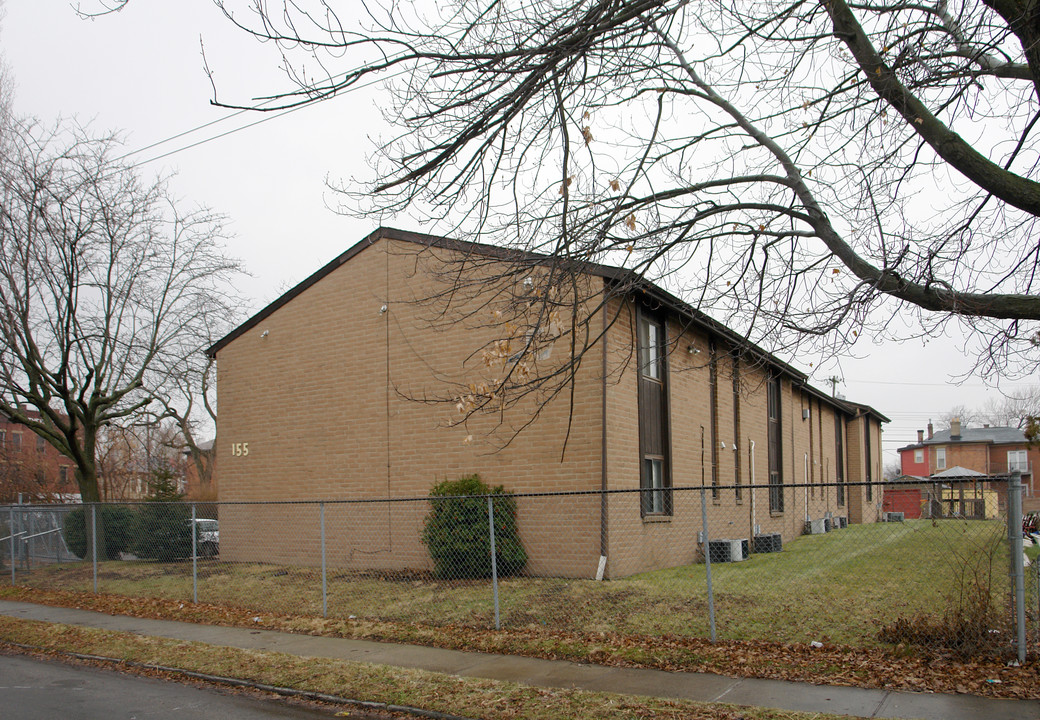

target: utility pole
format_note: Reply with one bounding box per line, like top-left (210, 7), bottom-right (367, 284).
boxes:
top-left (826, 376), bottom-right (842, 397)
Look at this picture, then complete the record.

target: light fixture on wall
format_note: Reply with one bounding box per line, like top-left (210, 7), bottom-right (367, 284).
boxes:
top-left (379, 304), bottom-right (388, 315)
top-left (687, 344), bottom-right (700, 355)
top-left (260, 330), bottom-right (269, 339)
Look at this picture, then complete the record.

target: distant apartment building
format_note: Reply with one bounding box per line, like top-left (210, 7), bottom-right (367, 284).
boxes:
top-left (0, 410), bottom-right (78, 502)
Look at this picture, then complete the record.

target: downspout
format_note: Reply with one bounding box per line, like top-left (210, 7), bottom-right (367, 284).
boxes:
top-left (598, 293), bottom-right (609, 581)
top-left (749, 440), bottom-right (756, 536)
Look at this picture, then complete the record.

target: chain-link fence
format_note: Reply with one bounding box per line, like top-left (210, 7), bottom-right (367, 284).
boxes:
top-left (3, 476), bottom-right (1033, 661)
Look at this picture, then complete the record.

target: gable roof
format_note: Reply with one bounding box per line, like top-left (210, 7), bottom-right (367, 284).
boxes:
top-left (923, 425), bottom-right (1027, 446)
top-left (207, 227), bottom-right (881, 421)
top-left (930, 466), bottom-right (993, 479)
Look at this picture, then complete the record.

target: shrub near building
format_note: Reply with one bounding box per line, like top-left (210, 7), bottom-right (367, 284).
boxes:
top-left (133, 468), bottom-right (193, 561)
top-left (422, 474), bottom-right (527, 579)
top-left (62, 505), bottom-right (135, 560)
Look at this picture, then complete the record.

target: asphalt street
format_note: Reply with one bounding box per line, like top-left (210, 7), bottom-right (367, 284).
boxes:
top-left (0, 654), bottom-right (342, 720)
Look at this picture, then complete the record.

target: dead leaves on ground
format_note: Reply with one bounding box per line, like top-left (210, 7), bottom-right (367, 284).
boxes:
top-left (2, 585), bottom-right (1037, 700)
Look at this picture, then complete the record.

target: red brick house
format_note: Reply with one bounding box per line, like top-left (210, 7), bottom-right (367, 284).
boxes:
top-left (897, 418), bottom-right (1038, 509)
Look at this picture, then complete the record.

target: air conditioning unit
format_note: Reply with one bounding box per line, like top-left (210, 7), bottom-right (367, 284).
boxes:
top-left (706, 538), bottom-right (747, 563)
top-left (753, 532), bottom-right (782, 553)
top-left (824, 518), bottom-right (833, 533)
top-left (884, 511), bottom-right (905, 523)
top-left (836, 516), bottom-right (849, 529)
top-left (804, 518), bottom-right (827, 535)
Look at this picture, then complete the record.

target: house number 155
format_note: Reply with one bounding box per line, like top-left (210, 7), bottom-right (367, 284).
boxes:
top-left (231, 442), bottom-right (250, 457)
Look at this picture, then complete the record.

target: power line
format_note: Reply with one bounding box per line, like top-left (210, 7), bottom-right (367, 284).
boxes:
top-left (119, 58), bottom-right (411, 170)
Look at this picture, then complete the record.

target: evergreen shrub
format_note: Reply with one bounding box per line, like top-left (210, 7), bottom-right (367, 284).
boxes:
top-left (421, 474), bottom-right (527, 579)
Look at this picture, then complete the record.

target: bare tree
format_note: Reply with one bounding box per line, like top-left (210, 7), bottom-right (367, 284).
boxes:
top-left (96, 419), bottom-right (193, 500)
top-left (147, 352), bottom-right (220, 500)
top-left (939, 405), bottom-right (983, 430)
top-left (978, 387), bottom-right (1040, 428)
top-left (178, 0), bottom-right (1040, 372)
top-left (0, 116), bottom-right (241, 505)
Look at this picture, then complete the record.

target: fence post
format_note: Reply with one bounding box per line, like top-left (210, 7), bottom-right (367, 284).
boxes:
top-left (1009, 471), bottom-right (1026, 664)
top-left (91, 504), bottom-right (98, 594)
top-left (700, 487), bottom-right (717, 643)
top-left (25, 510), bottom-right (32, 575)
top-left (8, 504), bottom-right (14, 584)
top-left (321, 502), bottom-right (327, 619)
top-left (191, 503), bottom-right (198, 604)
top-left (487, 496), bottom-right (500, 631)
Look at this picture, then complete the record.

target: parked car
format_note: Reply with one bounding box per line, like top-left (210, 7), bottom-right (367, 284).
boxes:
top-left (192, 518), bottom-right (219, 557)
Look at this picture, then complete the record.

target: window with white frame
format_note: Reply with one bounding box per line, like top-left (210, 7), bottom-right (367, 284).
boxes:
top-left (643, 457), bottom-right (666, 514)
top-left (1008, 450), bottom-right (1029, 473)
top-left (638, 317), bottom-right (663, 380)
top-left (935, 446), bottom-right (946, 469)
top-left (914, 449), bottom-right (923, 463)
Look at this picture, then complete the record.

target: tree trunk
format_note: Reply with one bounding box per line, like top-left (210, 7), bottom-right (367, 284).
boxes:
top-left (75, 431), bottom-right (105, 562)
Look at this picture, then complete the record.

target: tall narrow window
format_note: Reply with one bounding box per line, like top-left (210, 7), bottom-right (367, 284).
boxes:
top-left (36, 435), bottom-right (45, 453)
top-left (643, 458), bottom-right (665, 514)
top-left (864, 422), bottom-right (873, 502)
top-left (639, 317), bottom-right (663, 379)
top-left (835, 415), bottom-right (845, 507)
top-left (638, 313), bottom-right (671, 515)
top-left (767, 375), bottom-right (784, 513)
top-left (936, 446), bottom-right (946, 470)
top-left (12, 433), bottom-right (21, 452)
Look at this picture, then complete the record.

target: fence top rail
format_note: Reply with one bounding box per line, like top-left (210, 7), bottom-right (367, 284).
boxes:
top-left (0, 475), bottom-right (1013, 510)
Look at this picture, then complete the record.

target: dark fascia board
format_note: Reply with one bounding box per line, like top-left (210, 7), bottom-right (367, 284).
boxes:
top-left (208, 226), bottom-right (596, 357)
top-left (841, 400), bottom-right (892, 425)
top-left (205, 228), bottom-right (860, 413)
top-left (791, 380), bottom-right (864, 419)
top-left (614, 276), bottom-right (810, 387)
top-left (209, 227), bottom-right (408, 356)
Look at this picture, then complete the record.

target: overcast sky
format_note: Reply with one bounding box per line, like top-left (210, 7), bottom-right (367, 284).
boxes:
top-left (3, 1), bottom-right (1035, 462)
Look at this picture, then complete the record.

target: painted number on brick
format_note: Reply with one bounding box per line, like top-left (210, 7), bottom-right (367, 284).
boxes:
top-left (231, 442), bottom-right (250, 457)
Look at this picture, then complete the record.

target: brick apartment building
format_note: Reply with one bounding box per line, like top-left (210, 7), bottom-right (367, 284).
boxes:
top-left (209, 228), bottom-right (887, 578)
top-left (0, 410), bottom-right (78, 502)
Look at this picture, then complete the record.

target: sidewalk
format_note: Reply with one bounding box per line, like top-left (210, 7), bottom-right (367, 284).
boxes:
top-left (1, 599), bottom-right (1037, 720)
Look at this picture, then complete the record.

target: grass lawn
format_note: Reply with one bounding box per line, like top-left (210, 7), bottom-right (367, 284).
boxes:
top-left (0, 616), bottom-right (871, 720)
top-left (12, 518), bottom-right (1012, 650)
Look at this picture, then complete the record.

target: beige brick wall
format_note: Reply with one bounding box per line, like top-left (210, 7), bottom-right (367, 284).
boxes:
top-left (216, 234), bottom-right (885, 579)
top-left (217, 238), bottom-right (604, 577)
top-left (598, 300), bottom-right (875, 577)
top-left (846, 415), bottom-right (883, 524)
